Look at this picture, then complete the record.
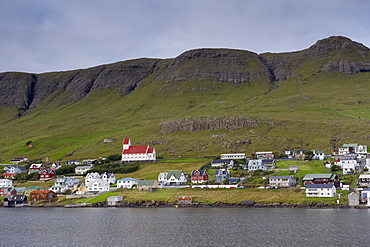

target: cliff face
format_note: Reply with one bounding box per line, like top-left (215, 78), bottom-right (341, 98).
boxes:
top-left (155, 49), bottom-right (272, 84)
top-left (0, 59), bottom-right (162, 110)
top-left (1, 36), bottom-right (370, 111)
top-left (29, 59), bottom-right (161, 108)
top-left (0, 72), bottom-right (37, 110)
top-left (260, 36), bottom-right (370, 81)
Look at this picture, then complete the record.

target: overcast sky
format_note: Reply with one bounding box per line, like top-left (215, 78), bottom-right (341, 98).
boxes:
top-left (1, 0), bottom-right (369, 74)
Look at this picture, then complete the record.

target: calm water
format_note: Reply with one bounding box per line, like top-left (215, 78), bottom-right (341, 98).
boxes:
top-left (1, 207), bottom-right (370, 246)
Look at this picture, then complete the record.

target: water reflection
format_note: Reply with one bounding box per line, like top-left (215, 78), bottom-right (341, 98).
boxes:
top-left (0, 207), bottom-right (369, 246)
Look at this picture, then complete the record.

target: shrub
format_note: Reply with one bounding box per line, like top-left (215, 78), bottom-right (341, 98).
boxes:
top-left (106, 154), bottom-right (122, 162)
top-left (89, 163), bottom-right (139, 174)
top-left (57, 165), bottom-right (77, 175)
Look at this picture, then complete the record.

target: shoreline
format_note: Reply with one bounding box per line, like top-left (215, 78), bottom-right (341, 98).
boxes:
top-left (10, 201), bottom-right (367, 209)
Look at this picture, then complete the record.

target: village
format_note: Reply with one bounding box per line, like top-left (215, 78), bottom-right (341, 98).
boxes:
top-left (1, 139), bottom-right (370, 207)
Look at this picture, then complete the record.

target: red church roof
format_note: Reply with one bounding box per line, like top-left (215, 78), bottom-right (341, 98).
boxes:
top-left (123, 145), bottom-right (149, 154)
top-left (123, 138), bottom-right (130, 144)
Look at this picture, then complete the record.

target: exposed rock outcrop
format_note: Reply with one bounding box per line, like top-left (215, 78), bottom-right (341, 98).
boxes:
top-left (0, 72), bottom-right (36, 110)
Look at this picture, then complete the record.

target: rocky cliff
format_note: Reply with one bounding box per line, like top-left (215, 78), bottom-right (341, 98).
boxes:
top-left (1, 36), bottom-right (370, 111)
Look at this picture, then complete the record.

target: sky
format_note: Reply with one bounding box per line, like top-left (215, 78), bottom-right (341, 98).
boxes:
top-left (1, 0), bottom-right (370, 74)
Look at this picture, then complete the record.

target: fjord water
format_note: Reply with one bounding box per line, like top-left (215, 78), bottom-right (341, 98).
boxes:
top-left (1, 207), bottom-right (369, 246)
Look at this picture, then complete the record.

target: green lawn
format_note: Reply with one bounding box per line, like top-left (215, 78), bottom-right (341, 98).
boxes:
top-left (85, 192), bottom-right (121, 203)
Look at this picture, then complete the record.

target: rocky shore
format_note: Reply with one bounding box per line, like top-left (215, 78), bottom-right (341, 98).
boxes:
top-left (3, 200), bottom-right (367, 209)
top-left (98, 201), bottom-right (355, 209)
top-left (67, 201), bottom-right (359, 209)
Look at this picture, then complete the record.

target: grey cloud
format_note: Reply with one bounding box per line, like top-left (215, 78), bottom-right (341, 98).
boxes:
top-left (1, 0), bottom-right (369, 73)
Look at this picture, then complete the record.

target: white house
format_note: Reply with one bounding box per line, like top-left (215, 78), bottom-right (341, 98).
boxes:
top-left (4, 166), bottom-right (26, 174)
top-left (246, 159), bottom-right (266, 172)
top-left (339, 143), bottom-right (367, 155)
top-left (269, 176), bottom-right (297, 188)
top-left (28, 164), bottom-right (45, 174)
top-left (117, 178), bottom-right (139, 189)
top-left (51, 163), bottom-right (62, 169)
top-left (361, 188), bottom-right (370, 203)
top-left (0, 178), bottom-right (12, 187)
top-left (158, 170), bottom-right (187, 185)
top-left (358, 174), bottom-right (370, 187)
top-left (211, 160), bottom-right (234, 169)
top-left (75, 166), bottom-right (94, 175)
top-left (305, 184), bottom-right (336, 197)
top-left (220, 153), bottom-right (246, 160)
top-left (312, 150), bottom-right (325, 160)
top-left (66, 160), bottom-right (82, 166)
top-left (49, 185), bottom-right (68, 194)
top-left (365, 154), bottom-right (370, 170)
top-left (284, 150), bottom-right (294, 159)
top-left (55, 176), bottom-right (81, 187)
top-left (121, 138), bottom-right (156, 162)
top-left (85, 172), bottom-right (116, 192)
top-left (340, 159), bottom-right (358, 174)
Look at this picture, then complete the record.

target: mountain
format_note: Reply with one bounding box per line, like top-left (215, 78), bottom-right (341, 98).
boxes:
top-left (1, 36), bottom-right (370, 161)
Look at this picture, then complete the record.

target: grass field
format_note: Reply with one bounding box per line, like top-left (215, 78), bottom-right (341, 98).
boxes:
top-left (1, 69), bottom-right (370, 163)
top-left (53, 187), bottom-right (345, 206)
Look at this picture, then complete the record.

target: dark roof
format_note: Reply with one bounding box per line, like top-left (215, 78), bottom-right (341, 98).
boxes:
top-left (303, 174), bottom-right (336, 180)
top-left (306, 184), bottom-right (335, 189)
top-left (261, 159), bottom-right (275, 164)
top-left (191, 170), bottom-right (207, 176)
top-left (269, 176), bottom-right (295, 180)
top-left (211, 160), bottom-right (232, 163)
top-left (9, 195), bottom-right (27, 202)
top-left (214, 169), bottom-right (230, 176)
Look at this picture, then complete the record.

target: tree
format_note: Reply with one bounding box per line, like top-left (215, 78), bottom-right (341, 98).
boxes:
top-left (56, 165), bottom-right (77, 175)
top-left (106, 154), bottom-right (122, 162)
top-left (304, 151), bottom-right (314, 160)
top-left (331, 164), bottom-right (341, 172)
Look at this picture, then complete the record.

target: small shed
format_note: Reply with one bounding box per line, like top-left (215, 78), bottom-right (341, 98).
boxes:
top-left (348, 192), bottom-right (359, 206)
top-left (107, 196), bottom-right (123, 206)
top-left (178, 196), bottom-right (192, 205)
top-left (241, 201), bottom-right (255, 206)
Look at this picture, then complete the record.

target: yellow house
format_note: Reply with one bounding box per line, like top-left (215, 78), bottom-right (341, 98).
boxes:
top-left (71, 183), bottom-right (88, 194)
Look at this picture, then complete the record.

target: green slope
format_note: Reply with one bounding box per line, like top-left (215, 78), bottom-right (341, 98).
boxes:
top-left (1, 69), bottom-right (370, 163)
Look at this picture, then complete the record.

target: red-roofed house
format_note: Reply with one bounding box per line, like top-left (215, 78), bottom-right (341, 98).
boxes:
top-left (39, 169), bottom-right (57, 180)
top-left (30, 190), bottom-right (56, 200)
top-left (121, 138), bottom-right (156, 162)
top-left (28, 164), bottom-right (45, 174)
top-left (0, 173), bottom-right (17, 179)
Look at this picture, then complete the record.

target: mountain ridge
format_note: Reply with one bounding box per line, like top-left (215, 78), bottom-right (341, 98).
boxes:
top-left (1, 36), bottom-right (370, 112)
top-left (1, 36), bottom-right (370, 161)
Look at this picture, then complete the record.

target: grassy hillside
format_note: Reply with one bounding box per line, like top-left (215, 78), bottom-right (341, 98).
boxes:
top-left (1, 68), bottom-right (370, 162)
